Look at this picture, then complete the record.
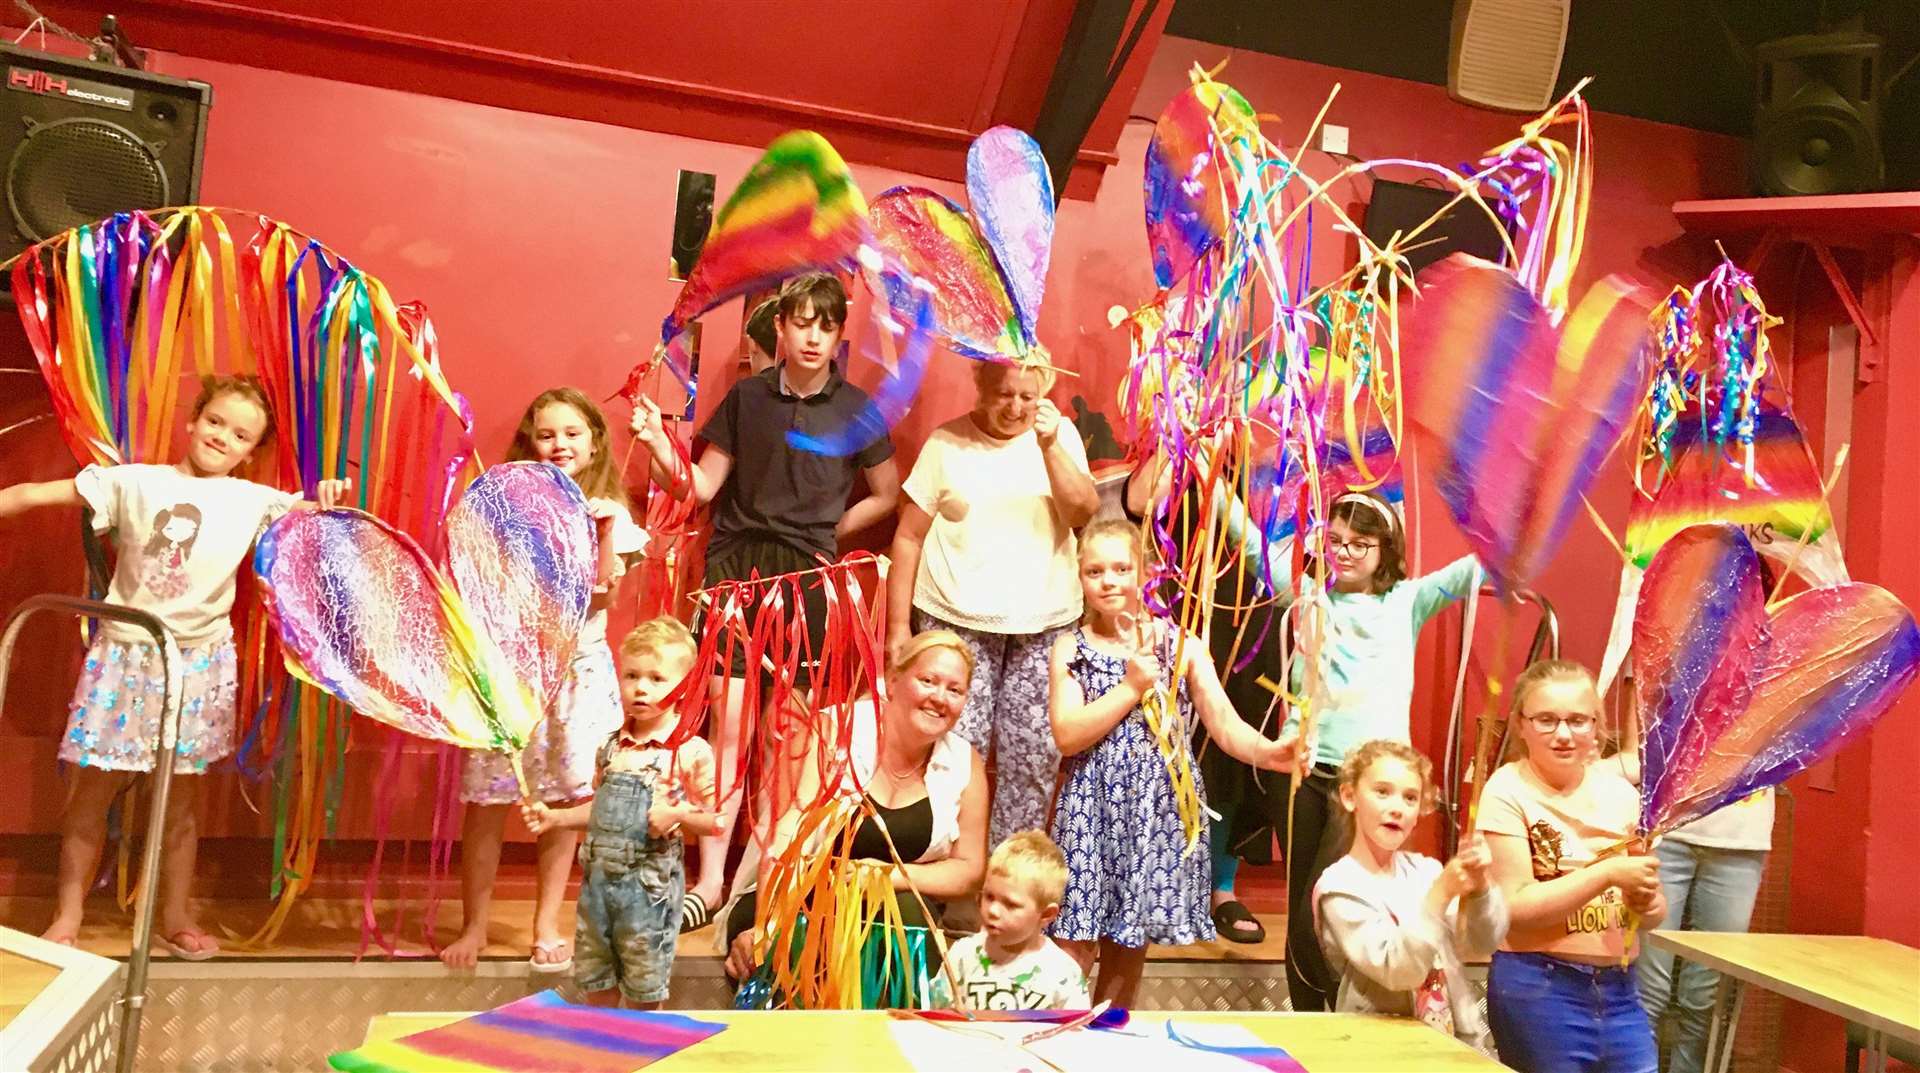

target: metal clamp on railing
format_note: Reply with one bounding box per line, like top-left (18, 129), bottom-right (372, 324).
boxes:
top-left (0, 595), bottom-right (183, 1073)
top-left (1438, 585), bottom-right (1560, 857)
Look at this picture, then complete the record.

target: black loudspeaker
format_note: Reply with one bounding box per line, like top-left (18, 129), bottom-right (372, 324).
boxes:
top-left (1751, 32), bottom-right (1884, 197)
top-left (668, 169), bottom-right (715, 282)
top-left (0, 44), bottom-right (211, 261)
top-left (1363, 179), bottom-right (1512, 278)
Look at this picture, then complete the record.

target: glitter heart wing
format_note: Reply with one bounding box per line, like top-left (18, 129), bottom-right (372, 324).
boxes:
top-left (255, 508), bottom-right (539, 753)
top-left (1144, 75), bottom-right (1256, 288)
top-left (966, 126), bottom-right (1054, 343)
top-left (445, 461), bottom-right (597, 712)
top-left (868, 186), bottom-right (1027, 359)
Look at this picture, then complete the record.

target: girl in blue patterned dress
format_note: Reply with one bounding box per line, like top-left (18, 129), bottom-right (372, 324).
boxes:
top-left (1047, 519), bottom-right (1296, 1006)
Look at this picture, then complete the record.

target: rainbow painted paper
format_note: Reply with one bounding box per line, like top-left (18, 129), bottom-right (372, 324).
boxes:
top-left (1634, 524), bottom-right (1920, 834)
top-left (445, 461), bottom-right (596, 711)
top-left (1143, 76), bottom-right (1256, 288)
top-left (1401, 255), bottom-right (1653, 593)
top-left (631, 130), bottom-right (868, 398)
top-left (867, 125), bottom-right (1054, 360)
top-left (328, 991), bottom-right (727, 1073)
top-left (255, 507), bottom-right (541, 756)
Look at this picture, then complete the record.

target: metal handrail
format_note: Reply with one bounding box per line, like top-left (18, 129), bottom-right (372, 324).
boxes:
top-left (1439, 585), bottom-right (1560, 856)
top-left (0, 595), bottom-right (182, 1073)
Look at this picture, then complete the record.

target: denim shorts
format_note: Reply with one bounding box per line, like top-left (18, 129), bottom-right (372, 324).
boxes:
top-left (573, 772), bottom-right (685, 1004)
top-left (1487, 950), bottom-right (1657, 1073)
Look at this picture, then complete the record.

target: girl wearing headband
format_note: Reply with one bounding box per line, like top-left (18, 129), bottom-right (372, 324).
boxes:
top-left (1278, 489), bottom-right (1481, 1012)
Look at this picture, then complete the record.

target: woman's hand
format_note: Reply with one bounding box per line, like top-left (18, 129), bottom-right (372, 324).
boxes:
top-left (630, 396), bottom-right (664, 448)
top-left (725, 926), bottom-right (758, 981)
top-left (885, 623), bottom-right (911, 670)
top-left (315, 478), bottom-right (353, 510)
top-left (1033, 399), bottom-right (1062, 449)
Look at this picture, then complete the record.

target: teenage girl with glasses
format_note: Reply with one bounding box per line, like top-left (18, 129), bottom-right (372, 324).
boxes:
top-left (1278, 490), bottom-right (1480, 1011)
top-left (1476, 660), bottom-right (1666, 1072)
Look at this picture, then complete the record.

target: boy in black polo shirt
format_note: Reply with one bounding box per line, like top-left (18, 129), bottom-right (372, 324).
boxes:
top-left (631, 272), bottom-right (898, 928)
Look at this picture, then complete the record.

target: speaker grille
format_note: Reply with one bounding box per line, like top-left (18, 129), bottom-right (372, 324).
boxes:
top-left (7, 116), bottom-right (169, 242)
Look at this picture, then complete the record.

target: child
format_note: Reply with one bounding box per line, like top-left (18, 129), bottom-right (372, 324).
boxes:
top-left (1314, 740), bottom-right (1506, 1055)
top-left (0, 375), bottom-right (347, 956)
top-left (928, 830), bottom-right (1089, 1011)
top-left (525, 618), bottom-right (717, 1007)
top-left (1048, 518), bottom-right (1293, 1007)
top-left (1281, 491), bottom-right (1479, 1011)
top-left (1477, 660), bottom-right (1666, 1073)
top-left (632, 272), bottom-right (900, 930)
top-left (443, 387), bottom-right (649, 972)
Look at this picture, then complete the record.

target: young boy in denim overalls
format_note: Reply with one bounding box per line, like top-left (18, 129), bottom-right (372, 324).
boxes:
top-left (525, 618), bottom-right (716, 1007)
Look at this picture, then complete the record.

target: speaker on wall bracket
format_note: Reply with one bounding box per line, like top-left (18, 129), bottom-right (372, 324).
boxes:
top-left (0, 43), bottom-right (211, 266)
top-left (1751, 31), bottom-right (1884, 197)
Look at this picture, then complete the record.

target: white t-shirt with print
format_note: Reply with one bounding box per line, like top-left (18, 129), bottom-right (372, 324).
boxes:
top-left (927, 931), bottom-right (1090, 1011)
top-left (75, 464), bottom-right (298, 645)
top-left (902, 414), bottom-right (1087, 634)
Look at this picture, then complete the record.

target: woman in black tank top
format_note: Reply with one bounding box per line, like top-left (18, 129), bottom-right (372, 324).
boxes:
top-left (723, 631), bottom-right (990, 1005)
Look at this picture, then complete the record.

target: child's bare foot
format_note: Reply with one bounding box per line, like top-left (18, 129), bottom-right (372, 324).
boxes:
top-left (40, 917), bottom-right (80, 947)
top-left (439, 923), bottom-right (488, 970)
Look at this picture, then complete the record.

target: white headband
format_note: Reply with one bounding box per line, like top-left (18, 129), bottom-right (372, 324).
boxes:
top-left (1334, 493), bottom-right (1398, 533)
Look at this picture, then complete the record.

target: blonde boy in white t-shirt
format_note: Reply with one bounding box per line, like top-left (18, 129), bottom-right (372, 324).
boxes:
top-left (929, 830), bottom-right (1090, 1011)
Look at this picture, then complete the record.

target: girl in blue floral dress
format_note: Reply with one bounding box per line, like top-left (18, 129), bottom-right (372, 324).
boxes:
top-left (1047, 519), bottom-right (1296, 1006)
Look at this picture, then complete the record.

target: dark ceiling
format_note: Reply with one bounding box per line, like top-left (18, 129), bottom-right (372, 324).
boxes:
top-left (1168, 0), bottom-right (1920, 190)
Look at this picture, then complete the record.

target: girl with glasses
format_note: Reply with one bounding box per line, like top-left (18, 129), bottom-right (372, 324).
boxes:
top-left (1476, 660), bottom-right (1667, 1072)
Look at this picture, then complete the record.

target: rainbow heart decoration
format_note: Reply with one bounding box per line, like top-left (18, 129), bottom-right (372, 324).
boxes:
top-left (1401, 255), bottom-right (1654, 593)
top-left (256, 462), bottom-right (595, 763)
top-left (1634, 523), bottom-right (1920, 834)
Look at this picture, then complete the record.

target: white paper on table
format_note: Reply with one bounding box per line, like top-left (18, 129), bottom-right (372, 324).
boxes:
top-left (887, 1016), bottom-right (1289, 1072)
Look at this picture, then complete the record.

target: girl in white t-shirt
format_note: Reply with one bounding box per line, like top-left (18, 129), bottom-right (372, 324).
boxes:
top-left (0, 376), bottom-right (348, 957)
top-left (1476, 660), bottom-right (1667, 1073)
top-left (442, 387), bottom-right (648, 975)
top-left (1314, 740), bottom-right (1506, 1054)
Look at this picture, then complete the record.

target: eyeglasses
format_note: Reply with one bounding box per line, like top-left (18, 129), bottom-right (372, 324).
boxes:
top-left (1524, 714), bottom-right (1597, 734)
top-left (1329, 539), bottom-right (1379, 556)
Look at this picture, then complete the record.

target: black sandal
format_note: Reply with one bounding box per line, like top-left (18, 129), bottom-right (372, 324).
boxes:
top-left (1211, 899), bottom-right (1266, 944)
top-left (680, 892), bottom-right (712, 934)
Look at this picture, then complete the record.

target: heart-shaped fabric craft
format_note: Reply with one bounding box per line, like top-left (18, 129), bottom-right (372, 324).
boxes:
top-left (1402, 255), bottom-right (1654, 592)
top-left (1143, 74), bottom-right (1257, 289)
top-left (256, 462), bottom-right (595, 759)
top-left (1634, 523), bottom-right (1920, 833)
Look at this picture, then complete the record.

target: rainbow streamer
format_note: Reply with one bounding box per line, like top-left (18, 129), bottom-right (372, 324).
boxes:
top-left (445, 461), bottom-right (596, 711)
top-left (1634, 524), bottom-right (1920, 834)
top-left (1402, 257), bottom-right (1652, 592)
top-left (328, 992), bottom-right (727, 1073)
top-left (1163, 1023), bottom-right (1310, 1073)
top-left (629, 131), bottom-right (869, 398)
top-left (7, 207), bottom-right (480, 928)
top-left (255, 508), bottom-right (541, 757)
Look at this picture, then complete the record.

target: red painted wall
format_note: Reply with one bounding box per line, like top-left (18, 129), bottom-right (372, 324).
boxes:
top-left (0, 34), bottom-right (1790, 888)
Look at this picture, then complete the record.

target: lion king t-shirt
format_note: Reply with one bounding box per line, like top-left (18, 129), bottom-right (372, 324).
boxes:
top-left (1477, 760), bottom-right (1642, 962)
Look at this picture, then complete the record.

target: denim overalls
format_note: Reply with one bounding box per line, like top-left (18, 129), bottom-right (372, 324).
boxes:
top-left (572, 768), bottom-right (685, 1004)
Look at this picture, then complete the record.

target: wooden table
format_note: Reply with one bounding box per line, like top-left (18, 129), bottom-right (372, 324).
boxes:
top-left (360, 1008), bottom-right (1505, 1071)
top-left (1646, 931), bottom-right (1920, 1073)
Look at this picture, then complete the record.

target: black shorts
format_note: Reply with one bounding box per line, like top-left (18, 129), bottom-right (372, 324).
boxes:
top-left (700, 537), bottom-right (832, 686)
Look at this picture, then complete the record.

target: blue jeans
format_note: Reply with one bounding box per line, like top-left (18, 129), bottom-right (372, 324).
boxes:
top-left (1488, 951), bottom-right (1658, 1072)
top-left (1636, 841), bottom-right (1766, 1073)
top-left (573, 772), bottom-right (685, 1004)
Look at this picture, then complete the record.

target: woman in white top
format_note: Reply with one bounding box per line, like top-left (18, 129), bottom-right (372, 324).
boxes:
top-left (887, 359), bottom-right (1097, 851)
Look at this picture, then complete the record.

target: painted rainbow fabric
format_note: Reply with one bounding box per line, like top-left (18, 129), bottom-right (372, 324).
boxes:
top-left (1402, 256), bottom-right (1651, 592)
top-left (255, 508), bottom-right (540, 755)
top-left (328, 992), bottom-right (727, 1073)
top-left (1633, 524), bottom-right (1920, 833)
top-left (445, 461), bottom-right (596, 712)
top-left (1625, 407), bottom-right (1829, 568)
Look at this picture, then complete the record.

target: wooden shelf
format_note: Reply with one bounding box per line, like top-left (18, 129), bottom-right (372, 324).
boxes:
top-left (1673, 193), bottom-right (1920, 237)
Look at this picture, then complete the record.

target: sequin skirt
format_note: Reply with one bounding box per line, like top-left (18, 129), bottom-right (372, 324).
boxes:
top-left (60, 634), bottom-right (238, 774)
